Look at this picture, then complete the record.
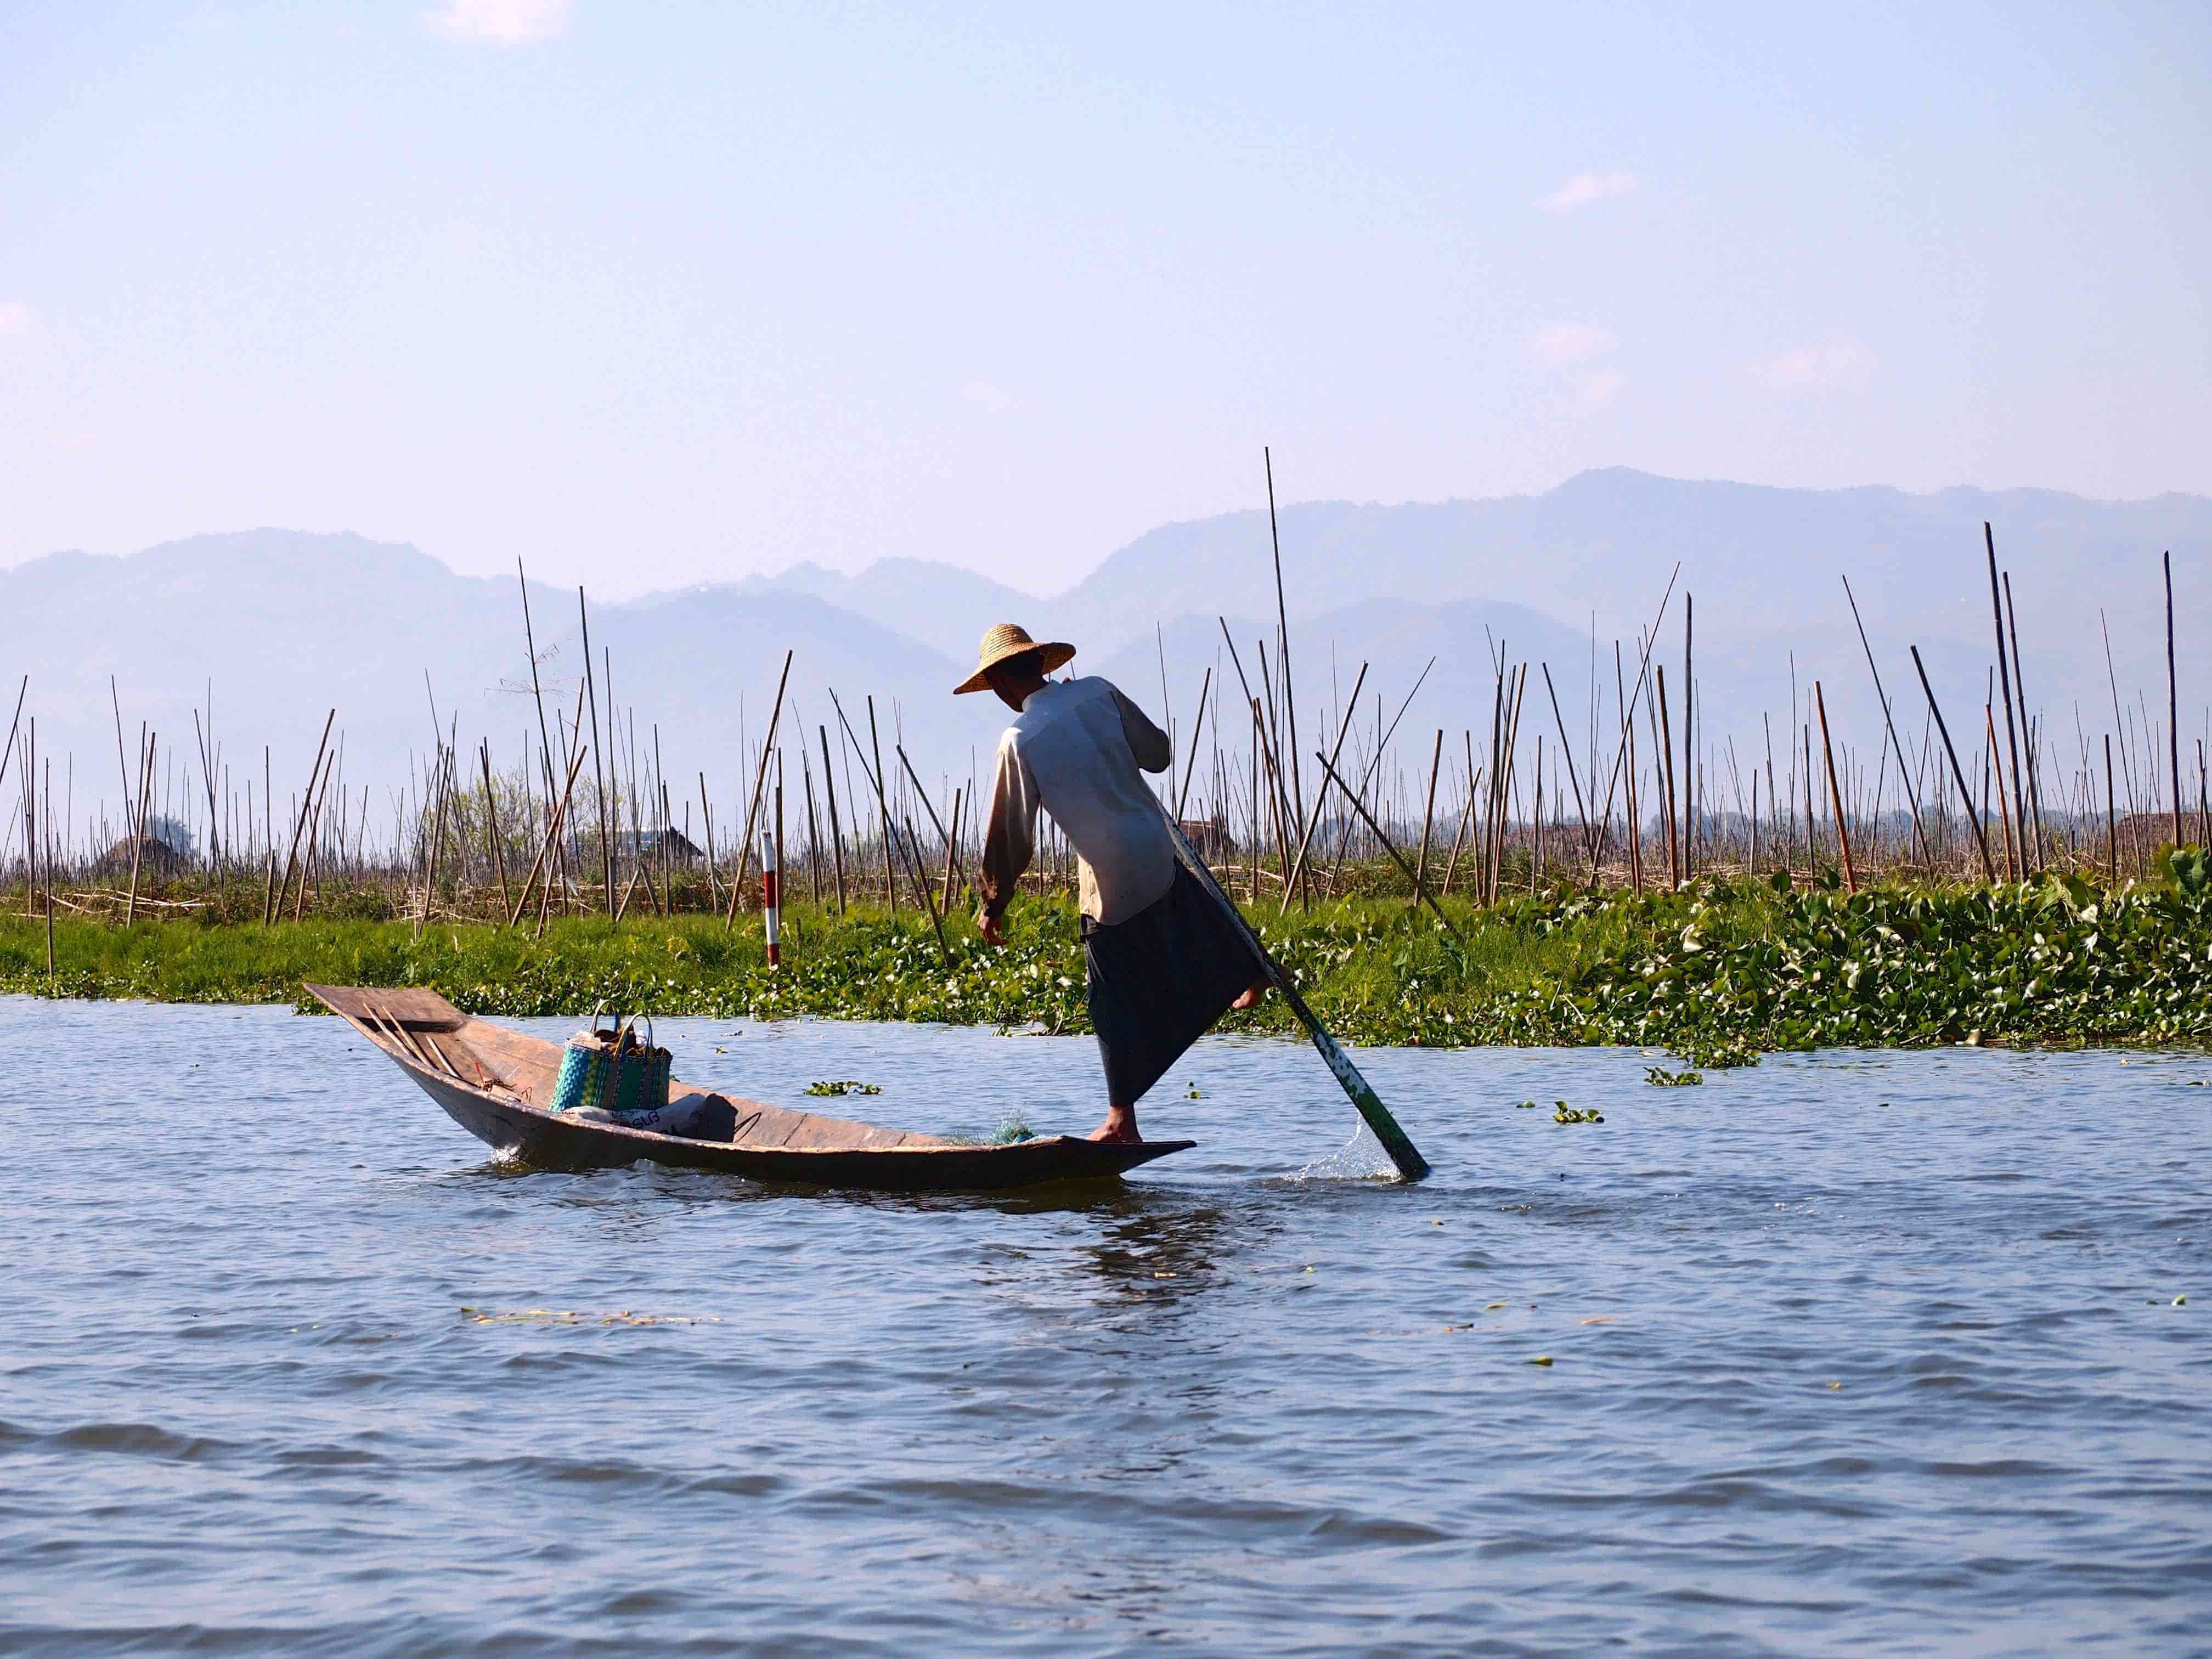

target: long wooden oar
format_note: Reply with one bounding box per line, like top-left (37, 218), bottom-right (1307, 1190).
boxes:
top-left (1156, 805), bottom-right (1431, 1182)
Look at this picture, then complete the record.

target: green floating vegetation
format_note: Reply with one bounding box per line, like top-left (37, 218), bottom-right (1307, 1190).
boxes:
top-left (1645, 1066), bottom-right (1703, 1087)
top-left (1667, 1035), bottom-right (1760, 1069)
top-left (803, 1080), bottom-right (883, 1097)
top-left (11, 859), bottom-right (2212, 1054)
top-left (1553, 1103), bottom-right (1604, 1124)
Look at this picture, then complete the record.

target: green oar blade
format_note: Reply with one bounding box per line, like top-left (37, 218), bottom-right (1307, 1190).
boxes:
top-left (1159, 810), bottom-right (1431, 1182)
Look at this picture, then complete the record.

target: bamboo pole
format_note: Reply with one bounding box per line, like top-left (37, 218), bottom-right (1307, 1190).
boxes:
top-left (2106, 733), bottom-right (2117, 881)
top-left (1254, 641), bottom-right (1295, 879)
top-left (1255, 701), bottom-right (1294, 894)
top-left (2002, 572), bottom-right (2045, 868)
top-left (1656, 665), bottom-right (1680, 887)
top-left (105, 676), bottom-right (131, 838)
top-left (275, 710), bottom-right (335, 926)
top-left (1681, 594), bottom-right (1695, 878)
top-left (127, 731), bottom-right (153, 926)
top-left (899, 816), bottom-right (951, 962)
top-left (577, 590), bottom-right (613, 917)
top-left (723, 650), bottom-right (794, 927)
top-left (1815, 682), bottom-right (1855, 893)
top-left (699, 772), bottom-right (723, 909)
top-left (1985, 525), bottom-right (2028, 860)
top-left (261, 744), bottom-right (274, 923)
top-left (508, 736), bottom-right (590, 928)
top-left (803, 753), bottom-right (823, 906)
top-left (15, 724), bottom-right (30, 920)
top-left (1279, 662), bottom-right (1368, 909)
top-left (1263, 447), bottom-right (1304, 834)
top-left (1493, 665), bottom-right (1529, 905)
top-left (1313, 749), bottom-right (1463, 943)
top-left (1412, 727), bottom-right (1444, 909)
top-left (1985, 704), bottom-right (2017, 883)
top-left (1585, 571), bottom-right (1682, 881)
top-left (1750, 770), bottom-right (1759, 877)
top-left (481, 742), bottom-right (511, 918)
top-left (940, 787), bottom-right (963, 916)
top-left (820, 725), bottom-right (847, 914)
top-left (517, 558), bottom-right (557, 821)
top-left (1439, 752), bottom-right (1479, 898)
top-left (292, 746), bottom-right (336, 921)
top-left (2167, 550), bottom-right (2183, 849)
top-left (1911, 647), bottom-right (1996, 882)
top-left (1842, 575), bottom-right (1932, 866)
top-left (415, 746), bottom-right (449, 937)
top-left (1621, 646), bottom-right (1643, 891)
top-left (1173, 667), bottom-right (1212, 822)
top-left (1540, 663), bottom-right (1594, 862)
top-left (192, 707), bottom-right (221, 869)
top-left (895, 743), bottom-right (967, 892)
top-left (43, 752), bottom-right (54, 974)
top-left (868, 697), bottom-right (898, 910)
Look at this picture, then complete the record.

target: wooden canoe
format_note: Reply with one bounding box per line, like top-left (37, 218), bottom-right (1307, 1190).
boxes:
top-left (306, 984), bottom-right (1194, 1191)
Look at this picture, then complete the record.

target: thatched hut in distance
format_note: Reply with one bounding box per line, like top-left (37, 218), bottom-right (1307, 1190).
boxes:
top-left (93, 815), bottom-right (193, 878)
top-left (93, 835), bottom-right (190, 879)
top-left (1177, 817), bottom-right (1235, 861)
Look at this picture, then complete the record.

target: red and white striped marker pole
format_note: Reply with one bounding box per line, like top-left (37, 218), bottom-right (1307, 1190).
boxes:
top-left (760, 831), bottom-right (781, 967)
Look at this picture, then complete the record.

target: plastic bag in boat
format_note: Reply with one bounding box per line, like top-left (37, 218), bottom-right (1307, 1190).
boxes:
top-left (568, 1091), bottom-right (738, 1143)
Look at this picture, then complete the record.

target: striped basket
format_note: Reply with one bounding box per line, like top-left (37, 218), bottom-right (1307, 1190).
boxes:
top-left (552, 1007), bottom-right (672, 1118)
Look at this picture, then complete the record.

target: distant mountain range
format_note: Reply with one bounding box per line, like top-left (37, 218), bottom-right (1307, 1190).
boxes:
top-left (5, 470), bottom-right (2210, 848)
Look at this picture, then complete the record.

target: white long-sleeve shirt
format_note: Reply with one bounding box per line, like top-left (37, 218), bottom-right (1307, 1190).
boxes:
top-left (979, 676), bottom-right (1174, 925)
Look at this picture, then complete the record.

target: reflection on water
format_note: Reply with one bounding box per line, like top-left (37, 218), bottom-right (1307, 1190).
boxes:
top-left (1079, 1200), bottom-right (1229, 1302)
top-left (1, 995), bottom-right (2209, 1653)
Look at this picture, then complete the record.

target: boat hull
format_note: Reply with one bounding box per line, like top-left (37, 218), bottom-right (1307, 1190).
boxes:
top-left (308, 983), bottom-right (1193, 1192)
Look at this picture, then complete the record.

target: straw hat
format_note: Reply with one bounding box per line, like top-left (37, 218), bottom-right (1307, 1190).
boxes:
top-left (954, 623), bottom-right (1075, 695)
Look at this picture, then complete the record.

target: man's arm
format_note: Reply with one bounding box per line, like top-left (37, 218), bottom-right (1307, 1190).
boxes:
top-left (977, 732), bottom-right (1040, 926)
top-left (1109, 685), bottom-right (1172, 775)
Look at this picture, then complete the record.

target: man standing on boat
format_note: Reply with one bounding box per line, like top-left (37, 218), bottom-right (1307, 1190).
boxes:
top-left (960, 624), bottom-right (1264, 1144)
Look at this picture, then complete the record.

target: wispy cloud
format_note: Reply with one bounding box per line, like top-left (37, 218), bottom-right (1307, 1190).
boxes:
top-left (1539, 170), bottom-right (1636, 213)
top-left (428, 0), bottom-right (572, 46)
top-left (0, 301), bottom-right (35, 336)
top-left (1529, 324), bottom-right (1624, 410)
top-left (961, 380), bottom-right (1017, 414)
top-left (1531, 323), bottom-right (1615, 366)
top-left (1575, 371), bottom-right (1627, 412)
top-left (1753, 340), bottom-right (1874, 391)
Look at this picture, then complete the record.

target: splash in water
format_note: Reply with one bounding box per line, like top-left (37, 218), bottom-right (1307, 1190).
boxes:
top-left (1294, 1120), bottom-right (1400, 1182)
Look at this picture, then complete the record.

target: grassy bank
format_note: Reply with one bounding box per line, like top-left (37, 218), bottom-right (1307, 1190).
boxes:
top-left (8, 860), bottom-right (2212, 1056)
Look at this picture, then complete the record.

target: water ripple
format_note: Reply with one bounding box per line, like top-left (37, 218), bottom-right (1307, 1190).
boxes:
top-left (1, 999), bottom-right (2208, 1652)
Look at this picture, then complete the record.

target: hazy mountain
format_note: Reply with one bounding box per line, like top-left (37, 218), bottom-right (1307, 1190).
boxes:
top-left (1040, 469), bottom-right (2212, 662)
top-left (736, 557), bottom-right (1039, 663)
top-left (740, 470), bottom-right (2212, 793)
top-left (0, 532), bottom-right (979, 848)
top-left (8, 472), bottom-right (2212, 856)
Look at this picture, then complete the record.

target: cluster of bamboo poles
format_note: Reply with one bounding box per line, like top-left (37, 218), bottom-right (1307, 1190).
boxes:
top-left (5, 523), bottom-right (2205, 958)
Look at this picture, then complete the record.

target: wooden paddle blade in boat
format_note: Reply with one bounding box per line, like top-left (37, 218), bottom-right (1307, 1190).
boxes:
top-left (304, 984), bottom-right (1193, 1192)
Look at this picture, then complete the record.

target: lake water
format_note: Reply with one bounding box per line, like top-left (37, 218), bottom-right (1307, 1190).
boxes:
top-left (2, 995), bottom-right (2207, 1655)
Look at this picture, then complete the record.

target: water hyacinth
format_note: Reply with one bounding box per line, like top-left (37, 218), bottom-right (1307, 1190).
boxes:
top-left (9, 866), bottom-right (2212, 1056)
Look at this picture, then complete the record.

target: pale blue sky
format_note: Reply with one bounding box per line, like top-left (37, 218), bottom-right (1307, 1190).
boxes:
top-left (3, 1), bottom-right (2206, 596)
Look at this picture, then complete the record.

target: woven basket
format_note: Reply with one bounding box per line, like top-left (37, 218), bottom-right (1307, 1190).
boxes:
top-left (552, 1006), bottom-right (671, 1118)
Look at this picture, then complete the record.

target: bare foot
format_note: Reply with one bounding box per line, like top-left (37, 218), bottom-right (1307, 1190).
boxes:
top-left (1231, 977), bottom-right (1268, 1011)
top-left (1087, 1105), bottom-right (1142, 1144)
